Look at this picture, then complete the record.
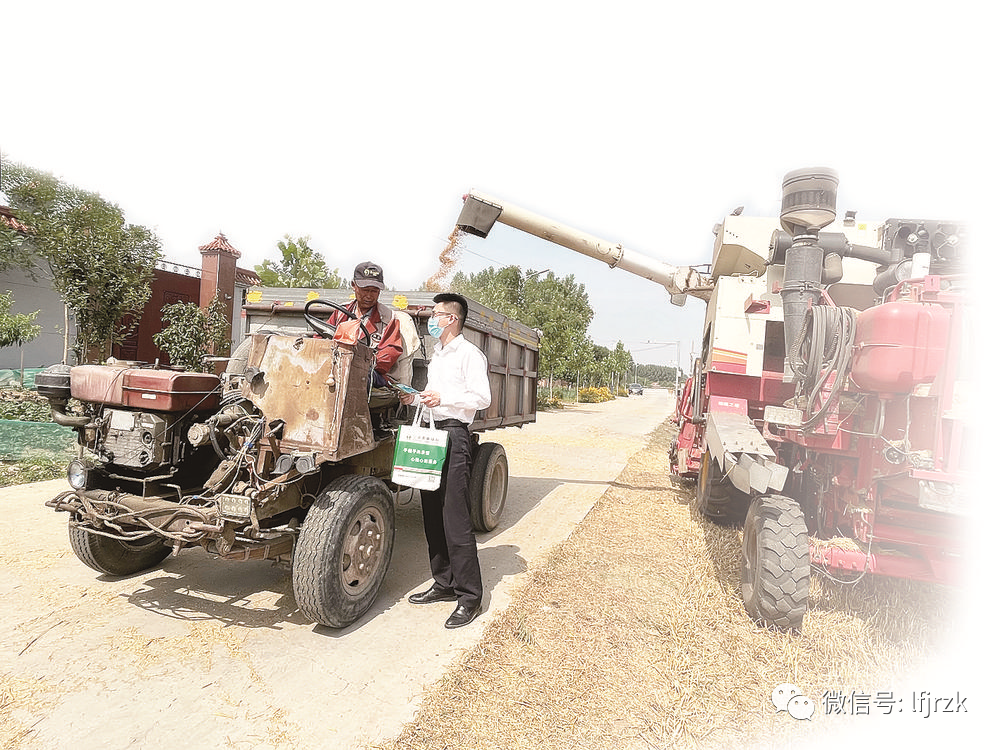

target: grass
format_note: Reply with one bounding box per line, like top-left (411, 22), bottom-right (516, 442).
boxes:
top-left (0, 456), bottom-right (66, 488)
top-left (0, 386), bottom-right (71, 487)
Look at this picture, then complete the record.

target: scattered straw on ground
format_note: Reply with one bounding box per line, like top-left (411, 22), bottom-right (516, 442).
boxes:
top-left (377, 421), bottom-right (958, 750)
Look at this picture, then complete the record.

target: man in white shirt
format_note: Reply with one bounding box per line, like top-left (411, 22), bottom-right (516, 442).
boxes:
top-left (400, 293), bottom-right (492, 628)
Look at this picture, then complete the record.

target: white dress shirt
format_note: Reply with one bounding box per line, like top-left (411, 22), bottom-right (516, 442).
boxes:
top-left (425, 333), bottom-right (492, 424)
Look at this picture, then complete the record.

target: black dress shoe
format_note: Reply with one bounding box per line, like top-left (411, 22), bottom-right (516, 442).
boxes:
top-left (444, 602), bottom-right (482, 629)
top-left (408, 586), bottom-right (459, 605)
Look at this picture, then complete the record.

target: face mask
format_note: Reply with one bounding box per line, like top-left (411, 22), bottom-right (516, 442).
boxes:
top-left (427, 317), bottom-right (445, 339)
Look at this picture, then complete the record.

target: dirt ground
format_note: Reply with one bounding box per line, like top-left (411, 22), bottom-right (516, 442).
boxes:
top-left (1, 393), bottom-right (989, 749)
top-left (379, 420), bottom-right (988, 750)
top-left (0, 392), bottom-right (665, 749)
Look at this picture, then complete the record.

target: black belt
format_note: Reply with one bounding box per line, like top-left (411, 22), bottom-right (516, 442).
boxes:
top-left (435, 418), bottom-right (469, 428)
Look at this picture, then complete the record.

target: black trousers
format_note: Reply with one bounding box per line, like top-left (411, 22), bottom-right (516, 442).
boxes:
top-left (419, 420), bottom-right (483, 607)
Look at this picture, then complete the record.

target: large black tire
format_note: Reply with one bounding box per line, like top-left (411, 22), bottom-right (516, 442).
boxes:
top-left (68, 525), bottom-right (171, 576)
top-left (741, 495), bottom-right (810, 631)
top-left (695, 450), bottom-right (747, 525)
top-left (469, 442), bottom-right (508, 533)
top-left (292, 475), bottom-right (395, 628)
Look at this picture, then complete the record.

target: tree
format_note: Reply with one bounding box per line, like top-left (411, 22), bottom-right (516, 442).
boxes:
top-left (152, 297), bottom-right (231, 372)
top-left (0, 291), bottom-right (41, 348)
top-left (452, 266), bottom-right (596, 384)
top-left (636, 363), bottom-right (685, 387)
top-left (0, 159), bottom-right (161, 361)
top-left (606, 342), bottom-right (633, 392)
top-left (255, 235), bottom-right (343, 288)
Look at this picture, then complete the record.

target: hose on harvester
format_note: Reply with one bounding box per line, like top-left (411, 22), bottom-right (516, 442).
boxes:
top-left (788, 305), bottom-right (857, 431)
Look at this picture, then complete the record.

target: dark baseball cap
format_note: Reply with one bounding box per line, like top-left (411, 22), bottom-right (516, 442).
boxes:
top-left (353, 261), bottom-right (384, 289)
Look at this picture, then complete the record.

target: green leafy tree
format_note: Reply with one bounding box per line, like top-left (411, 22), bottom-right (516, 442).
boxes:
top-left (453, 266), bottom-right (596, 384)
top-left (452, 265), bottom-right (527, 318)
top-left (1, 202), bottom-right (37, 276)
top-left (636, 363), bottom-right (685, 387)
top-left (0, 291), bottom-right (41, 348)
top-left (606, 341), bottom-right (633, 392)
top-left (524, 273), bottom-right (595, 383)
top-left (153, 297), bottom-right (231, 372)
top-left (255, 235), bottom-right (343, 288)
top-left (0, 159), bottom-right (160, 361)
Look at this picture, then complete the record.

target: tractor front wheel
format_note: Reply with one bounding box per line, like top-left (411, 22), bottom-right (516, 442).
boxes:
top-left (292, 475), bottom-right (395, 628)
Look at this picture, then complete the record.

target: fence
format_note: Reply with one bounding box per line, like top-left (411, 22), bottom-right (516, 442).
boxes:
top-left (0, 368), bottom-right (45, 389)
top-left (0, 372), bottom-right (75, 460)
top-left (0, 419), bottom-right (76, 460)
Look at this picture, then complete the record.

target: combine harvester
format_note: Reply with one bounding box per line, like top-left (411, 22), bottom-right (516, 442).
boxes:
top-left (453, 169), bottom-right (968, 630)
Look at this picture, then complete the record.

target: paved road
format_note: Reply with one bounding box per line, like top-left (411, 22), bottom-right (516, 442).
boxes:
top-left (1, 389), bottom-right (674, 749)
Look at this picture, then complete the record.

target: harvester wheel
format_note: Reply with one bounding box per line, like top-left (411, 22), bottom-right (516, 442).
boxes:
top-left (741, 495), bottom-right (809, 631)
top-left (469, 442), bottom-right (508, 532)
top-left (292, 475), bottom-right (395, 628)
top-left (68, 525), bottom-right (171, 577)
top-left (696, 451), bottom-right (746, 525)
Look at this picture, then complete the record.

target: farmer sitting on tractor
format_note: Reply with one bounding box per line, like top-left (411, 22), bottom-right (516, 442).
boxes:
top-left (327, 261), bottom-right (420, 390)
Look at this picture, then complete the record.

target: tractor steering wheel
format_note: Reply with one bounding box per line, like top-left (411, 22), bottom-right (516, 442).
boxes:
top-left (303, 299), bottom-right (372, 346)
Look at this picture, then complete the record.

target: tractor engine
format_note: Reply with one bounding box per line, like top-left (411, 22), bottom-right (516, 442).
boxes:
top-left (37, 362), bottom-right (225, 479)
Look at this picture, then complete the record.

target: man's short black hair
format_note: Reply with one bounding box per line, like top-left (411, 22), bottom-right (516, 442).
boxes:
top-left (433, 292), bottom-right (468, 327)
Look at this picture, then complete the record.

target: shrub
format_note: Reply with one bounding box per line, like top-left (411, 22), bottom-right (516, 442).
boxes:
top-left (578, 387), bottom-right (614, 403)
top-left (0, 388), bottom-right (51, 422)
top-left (153, 297), bottom-right (231, 372)
top-left (537, 394), bottom-right (564, 410)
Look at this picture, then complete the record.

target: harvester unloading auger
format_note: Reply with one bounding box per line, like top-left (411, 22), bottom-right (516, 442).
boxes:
top-left (454, 171), bottom-right (968, 631)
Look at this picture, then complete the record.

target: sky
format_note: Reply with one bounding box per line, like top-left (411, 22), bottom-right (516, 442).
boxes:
top-left (1, 1), bottom-right (991, 369)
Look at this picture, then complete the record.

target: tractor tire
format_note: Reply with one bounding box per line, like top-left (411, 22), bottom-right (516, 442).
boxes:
top-left (695, 451), bottom-right (747, 525)
top-left (68, 525), bottom-right (171, 577)
top-left (469, 442), bottom-right (508, 533)
top-left (292, 475), bottom-right (395, 628)
top-left (741, 495), bottom-right (810, 631)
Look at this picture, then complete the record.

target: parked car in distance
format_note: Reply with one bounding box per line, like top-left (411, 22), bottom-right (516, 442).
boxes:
top-left (628, 383), bottom-right (643, 395)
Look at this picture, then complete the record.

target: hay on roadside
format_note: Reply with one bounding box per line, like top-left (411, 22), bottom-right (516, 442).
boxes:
top-left (378, 422), bottom-right (958, 750)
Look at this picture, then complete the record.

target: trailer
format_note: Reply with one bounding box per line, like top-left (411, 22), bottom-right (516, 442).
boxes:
top-left (240, 287), bottom-right (539, 434)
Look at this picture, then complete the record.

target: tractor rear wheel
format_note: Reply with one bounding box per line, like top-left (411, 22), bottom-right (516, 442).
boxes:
top-left (741, 495), bottom-right (810, 631)
top-left (292, 475), bottom-right (395, 628)
top-left (469, 442), bottom-right (508, 532)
